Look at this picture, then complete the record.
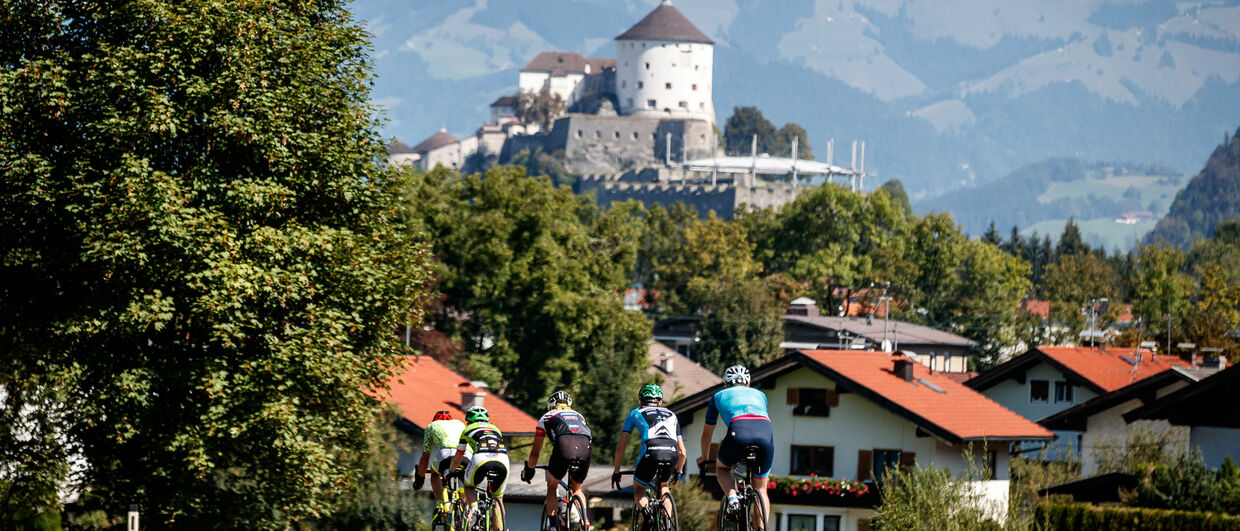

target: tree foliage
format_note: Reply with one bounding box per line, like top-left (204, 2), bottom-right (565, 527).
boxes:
top-left (516, 89), bottom-right (566, 132)
top-left (1145, 125), bottom-right (1240, 250)
top-left (0, 0), bottom-right (431, 526)
top-left (403, 166), bottom-right (649, 452)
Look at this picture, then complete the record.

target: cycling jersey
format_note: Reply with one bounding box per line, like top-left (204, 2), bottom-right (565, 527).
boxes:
top-left (622, 405), bottom-right (682, 450)
top-left (458, 422), bottom-right (508, 454)
top-left (704, 386), bottom-right (769, 427)
top-left (423, 419), bottom-right (466, 454)
top-left (536, 409), bottom-right (592, 442)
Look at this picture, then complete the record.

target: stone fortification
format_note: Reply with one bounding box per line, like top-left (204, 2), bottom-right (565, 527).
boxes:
top-left (501, 114), bottom-right (714, 174)
top-left (577, 173), bottom-right (807, 219)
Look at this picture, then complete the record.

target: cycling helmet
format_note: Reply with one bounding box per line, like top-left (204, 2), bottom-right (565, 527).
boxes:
top-left (466, 406), bottom-right (490, 423)
top-left (432, 410), bottom-right (453, 422)
top-left (547, 390), bottom-right (573, 410)
top-left (723, 365), bottom-right (750, 385)
top-left (639, 384), bottom-right (663, 401)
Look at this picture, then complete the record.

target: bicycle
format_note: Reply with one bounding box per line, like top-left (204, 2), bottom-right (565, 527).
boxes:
top-left (466, 467), bottom-right (507, 531)
top-left (713, 444), bottom-right (765, 531)
top-left (535, 464), bottom-right (591, 531)
top-left (616, 465), bottom-right (679, 531)
top-left (432, 472), bottom-right (469, 531)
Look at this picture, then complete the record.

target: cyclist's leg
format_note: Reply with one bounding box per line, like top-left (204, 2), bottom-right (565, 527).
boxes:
top-left (547, 439), bottom-right (573, 522)
top-left (633, 450), bottom-right (654, 509)
top-left (714, 431), bottom-right (741, 502)
top-left (747, 420), bottom-right (775, 529)
top-left (463, 455), bottom-right (480, 505)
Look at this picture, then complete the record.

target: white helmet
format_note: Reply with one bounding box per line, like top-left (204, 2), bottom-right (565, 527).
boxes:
top-left (723, 365), bottom-right (750, 385)
top-left (547, 390), bottom-right (572, 410)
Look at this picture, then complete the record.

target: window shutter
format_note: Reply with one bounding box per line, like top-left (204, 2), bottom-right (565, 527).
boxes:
top-left (825, 390), bottom-right (839, 407)
top-left (857, 450), bottom-right (872, 481)
top-left (786, 388), bottom-right (800, 405)
top-left (899, 451), bottom-right (916, 471)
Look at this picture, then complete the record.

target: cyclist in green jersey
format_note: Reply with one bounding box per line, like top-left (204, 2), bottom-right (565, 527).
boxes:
top-left (414, 410), bottom-right (470, 504)
top-left (449, 406), bottom-right (510, 531)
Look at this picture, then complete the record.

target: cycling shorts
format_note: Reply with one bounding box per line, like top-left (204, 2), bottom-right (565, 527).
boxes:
top-left (430, 448), bottom-right (464, 476)
top-left (634, 438), bottom-right (679, 487)
top-left (716, 418), bottom-right (774, 478)
top-left (548, 434), bottom-right (591, 484)
top-left (466, 452), bottom-right (509, 496)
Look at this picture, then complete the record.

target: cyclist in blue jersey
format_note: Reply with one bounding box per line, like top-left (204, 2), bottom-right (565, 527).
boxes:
top-left (696, 365), bottom-right (772, 527)
top-left (611, 384), bottom-right (687, 514)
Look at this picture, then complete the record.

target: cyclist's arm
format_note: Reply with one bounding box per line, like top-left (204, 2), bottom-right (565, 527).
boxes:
top-left (675, 436), bottom-right (688, 474)
top-left (612, 431), bottom-right (630, 474)
top-left (526, 433), bottom-right (545, 469)
top-left (417, 450), bottom-right (430, 478)
top-left (698, 423), bottom-right (715, 465)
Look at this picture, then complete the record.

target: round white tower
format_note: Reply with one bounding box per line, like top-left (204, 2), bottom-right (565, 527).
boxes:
top-left (615, 1), bottom-right (714, 124)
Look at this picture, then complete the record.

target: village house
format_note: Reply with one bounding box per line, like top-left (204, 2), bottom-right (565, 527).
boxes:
top-left (667, 350), bottom-right (1052, 531)
top-left (1122, 362), bottom-right (1240, 468)
top-left (965, 346), bottom-right (1189, 456)
top-left (647, 339), bottom-right (723, 400)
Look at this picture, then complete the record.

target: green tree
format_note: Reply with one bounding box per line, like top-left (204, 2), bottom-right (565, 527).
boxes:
top-left (0, 0), bottom-right (431, 526)
top-left (1043, 252), bottom-right (1121, 335)
top-left (1184, 265), bottom-right (1240, 357)
top-left (723, 106), bottom-right (777, 156)
top-left (405, 166), bottom-right (649, 452)
top-left (981, 221), bottom-right (1002, 246)
top-left (953, 241), bottom-right (1033, 366)
top-left (878, 179), bottom-right (913, 216)
top-left (633, 202), bottom-right (699, 291)
top-left (769, 122), bottom-right (814, 159)
top-left (1188, 220), bottom-right (1240, 286)
top-left (516, 89), bottom-right (566, 132)
top-left (1056, 218), bottom-right (1091, 258)
top-left (1133, 245), bottom-right (1194, 344)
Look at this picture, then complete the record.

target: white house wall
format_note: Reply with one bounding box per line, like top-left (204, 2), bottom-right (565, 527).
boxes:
top-left (772, 504), bottom-right (875, 531)
top-left (1078, 380), bottom-right (1190, 475)
top-left (1191, 426), bottom-right (1240, 468)
top-left (982, 363), bottom-right (1095, 421)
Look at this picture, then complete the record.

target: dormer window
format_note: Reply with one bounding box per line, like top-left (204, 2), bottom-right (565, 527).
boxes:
top-left (1030, 380), bottom-right (1050, 403)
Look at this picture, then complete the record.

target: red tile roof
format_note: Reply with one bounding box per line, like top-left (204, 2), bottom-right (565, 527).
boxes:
top-left (940, 371), bottom-right (979, 385)
top-left (1035, 346), bottom-right (1188, 392)
top-left (798, 350), bottom-right (1053, 443)
top-left (1021, 300), bottom-right (1051, 319)
top-left (375, 356), bottom-right (538, 436)
top-left (521, 52), bottom-right (615, 75)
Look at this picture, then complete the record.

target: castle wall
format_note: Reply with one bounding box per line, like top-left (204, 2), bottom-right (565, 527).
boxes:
top-left (616, 40), bottom-right (714, 123)
top-left (577, 174), bottom-right (809, 219)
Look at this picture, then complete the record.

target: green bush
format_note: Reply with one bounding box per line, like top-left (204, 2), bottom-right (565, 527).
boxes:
top-left (1035, 502), bottom-right (1240, 530)
top-left (1125, 454), bottom-right (1240, 514)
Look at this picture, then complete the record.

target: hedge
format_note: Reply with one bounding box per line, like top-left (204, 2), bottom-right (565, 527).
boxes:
top-left (1035, 503), bottom-right (1240, 530)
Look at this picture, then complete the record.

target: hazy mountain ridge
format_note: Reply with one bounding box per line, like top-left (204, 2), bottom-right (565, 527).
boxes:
top-left (356, 0), bottom-right (1240, 196)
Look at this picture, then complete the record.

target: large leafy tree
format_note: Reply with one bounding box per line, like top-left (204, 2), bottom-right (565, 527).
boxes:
top-left (405, 166), bottom-right (648, 451)
top-left (1133, 245), bottom-right (1195, 343)
top-left (0, 0), bottom-right (429, 526)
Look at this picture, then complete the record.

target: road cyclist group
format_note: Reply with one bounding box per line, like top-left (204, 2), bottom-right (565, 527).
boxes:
top-left (413, 365), bottom-right (775, 531)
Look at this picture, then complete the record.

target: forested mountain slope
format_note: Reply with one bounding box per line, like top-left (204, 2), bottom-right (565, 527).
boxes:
top-left (1145, 126), bottom-right (1240, 250)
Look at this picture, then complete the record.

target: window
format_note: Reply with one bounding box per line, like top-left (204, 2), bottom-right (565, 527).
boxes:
top-left (646, 99), bottom-right (656, 109)
top-left (633, 132), bottom-right (639, 140)
top-left (594, 131), bottom-right (601, 139)
top-left (678, 101), bottom-right (688, 109)
top-left (699, 102), bottom-right (705, 110)
top-left (645, 62), bottom-right (650, 70)
top-left (614, 131), bottom-right (620, 139)
top-left (788, 388), bottom-right (835, 416)
top-left (627, 98), bottom-right (633, 108)
top-left (665, 82), bottom-right (672, 89)
top-left (872, 449), bottom-right (906, 483)
top-left (637, 81), bottom-right (644, 89)
top-left (823, 516), bottom-right (841, 531)
top-left (790, 445), bottom-right (833, 476)
top-left (1054, 380), bottom-right (1073, 403)
top-left (788, 515), bottom-right (816, 531)
top-left (621, 80), bottom-right (627, 88)
top-left (692, 83), bottom-right (697, 91)
top-left (1030, 380), bottom-right (1050, 403)
top-left (576, 130), bottom-right (582, 138)
top-left (695, 64), bottom-right (700, 71)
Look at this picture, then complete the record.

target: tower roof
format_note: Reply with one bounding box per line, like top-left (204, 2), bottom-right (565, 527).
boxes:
top-left (616, 1), bottom-right (712, 44)
top-left (410, 127), bottom-right (457, 153)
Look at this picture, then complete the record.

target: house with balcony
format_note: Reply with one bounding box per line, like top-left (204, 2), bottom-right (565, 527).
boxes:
top-left (666, 350), bottom-right (1052, 531)
top-left (965, 346), bottom-right (1188, 455)
top-left (1123, 362), bottom-right (1240, 468)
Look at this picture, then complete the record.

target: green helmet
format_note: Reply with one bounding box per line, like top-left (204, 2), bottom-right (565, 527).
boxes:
top-left (639, 384), bottom-right (663, 401)
top-left (466, 405), bottom-right (489, 423)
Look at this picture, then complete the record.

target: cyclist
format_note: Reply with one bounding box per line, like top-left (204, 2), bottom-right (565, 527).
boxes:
top-left (449, 405), bottom-right (509, 531)
top-left (413, 410), bottom-right (469, 506)
top-left (521, 390), bottom-right (592, 531)
top-left (695, 365), bottom-right (772, 529)
top-left (611, 384), bottom-right (686, 525)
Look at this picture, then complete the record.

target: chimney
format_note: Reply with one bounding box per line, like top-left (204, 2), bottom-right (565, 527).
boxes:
top-left (893, 358), bottom-right (915, 383)
top-left (459, 383), bottom-right (485, 411)
top-left (661, 355), bottom-right (675, 374)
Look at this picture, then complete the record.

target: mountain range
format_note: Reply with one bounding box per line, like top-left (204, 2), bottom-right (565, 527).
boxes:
top-left (352, 0), bottom-right (1240, 198)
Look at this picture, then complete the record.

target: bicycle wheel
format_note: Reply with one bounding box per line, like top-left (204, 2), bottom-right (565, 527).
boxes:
top-left (492, 497), bottom-right (506, 531)
top-left (567, 495), bottom-right (589, 531)
top-left (467, 496), bottom-right (487, 531)
top-left (743, 489), bottom-right (765, 531)
top-left (540, 503), bottom-right (551, 531)
top-left (452, 499), bottom-right (469, 531)
top-left (716, 498), bottom-right (735, 531)
top-left (658, 492), bottom-right (678, 531)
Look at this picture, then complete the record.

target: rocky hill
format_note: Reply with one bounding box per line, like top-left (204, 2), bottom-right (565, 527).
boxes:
top-left (1144, 126), bottom-right (1240, 250)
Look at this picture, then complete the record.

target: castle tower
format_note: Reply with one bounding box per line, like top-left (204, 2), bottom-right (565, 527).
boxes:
top-left (615, 0), bottom-right (714, 124)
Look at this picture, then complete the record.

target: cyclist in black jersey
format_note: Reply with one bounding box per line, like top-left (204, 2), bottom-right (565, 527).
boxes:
top-left (521, 390), bottom-right (592, 531)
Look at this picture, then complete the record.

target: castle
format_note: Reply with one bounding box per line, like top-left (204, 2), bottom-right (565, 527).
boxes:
top-left (392, 0), bottom-right (717, 174)
top-left (391, 1), bottom-right (862, 218)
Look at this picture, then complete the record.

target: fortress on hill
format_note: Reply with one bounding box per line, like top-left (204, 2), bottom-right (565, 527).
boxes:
top-left (390, 1), bottom-right (864, 217)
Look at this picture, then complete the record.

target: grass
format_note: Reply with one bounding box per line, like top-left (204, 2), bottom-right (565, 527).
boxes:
top-left (1024, 217), bottom-right (1158, 252)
